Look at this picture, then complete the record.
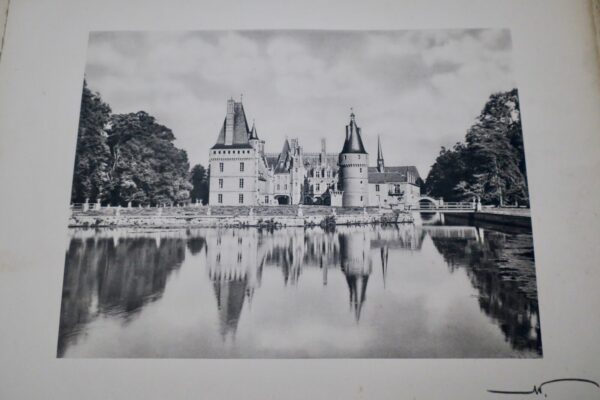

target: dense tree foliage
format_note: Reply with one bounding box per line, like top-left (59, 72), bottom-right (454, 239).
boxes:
top-left (424, 89), bottom-right (529, 206)
top-left (107, 112), bottom-right (192, 205)
top-left (190, 164), bottom-right (209, 205)
top-left (70, 81), bottom-right (113, 203)
top-left (70, 82), bottom-right (195, 206)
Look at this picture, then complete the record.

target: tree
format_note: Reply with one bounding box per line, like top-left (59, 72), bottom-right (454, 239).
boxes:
top-left (425, 89), bottom-right (530, 206)
top-left (190, 164), bottom-right (209, 205)
top-left (106, 111), bottom-right (192, 206)
top-left (423, 142), bottom-right (468, 200)
top-left (70, 80), bottom-right (113, 203)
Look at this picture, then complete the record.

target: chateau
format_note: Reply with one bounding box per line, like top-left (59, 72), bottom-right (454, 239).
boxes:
top-left (208, 98), bottom-right (422, 207)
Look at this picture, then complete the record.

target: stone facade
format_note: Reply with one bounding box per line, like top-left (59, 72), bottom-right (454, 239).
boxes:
top-left (208, 98), bottom-right (265, 206)
top-left (339, 112), bottom-right (369, 207)
top-left (367, 137), bottom-right (421, 208)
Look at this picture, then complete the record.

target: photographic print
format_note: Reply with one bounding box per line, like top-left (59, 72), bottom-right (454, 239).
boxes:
top-left (58, 29), bottom-right (541, 358)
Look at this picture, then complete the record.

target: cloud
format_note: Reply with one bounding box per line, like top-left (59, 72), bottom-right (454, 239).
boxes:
top-left (84, 29), bottom-right (516, 177)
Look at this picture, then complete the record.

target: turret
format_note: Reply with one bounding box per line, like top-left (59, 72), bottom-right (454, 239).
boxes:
top-left (339, 110), bottom-right (369, 207)
top-left (249, 120), bottom-right (260, 151)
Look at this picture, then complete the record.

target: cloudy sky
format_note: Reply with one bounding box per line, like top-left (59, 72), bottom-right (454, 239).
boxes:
top-left (84, 29), bottom-right (516, 177)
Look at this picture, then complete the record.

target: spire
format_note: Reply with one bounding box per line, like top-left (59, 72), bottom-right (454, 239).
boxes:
top-left (341, 110), bottom-right (367, 154)
top-left (377, 135), bottom-right (385, 172)
top-left (249, 119), bottom-right (259, 140)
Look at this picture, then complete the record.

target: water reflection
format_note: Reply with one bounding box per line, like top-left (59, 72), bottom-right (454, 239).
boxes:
top-left (430, 228), bottom-right (541, 352)
top-left (58, 233), bottom-right (187, 356)
top-left (58, 224), bottom-right (541, 358)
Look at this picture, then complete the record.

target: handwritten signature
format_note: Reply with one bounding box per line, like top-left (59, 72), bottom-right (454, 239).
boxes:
top-left (488, 378), bottom-right (599, 397)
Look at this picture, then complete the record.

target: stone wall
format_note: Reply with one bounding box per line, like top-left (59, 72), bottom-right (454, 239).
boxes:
top-left (69, 205), bottom-right (413, 228)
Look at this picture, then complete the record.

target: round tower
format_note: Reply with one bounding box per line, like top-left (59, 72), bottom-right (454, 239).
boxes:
top-left (339, 111), bottom-right (369, 207)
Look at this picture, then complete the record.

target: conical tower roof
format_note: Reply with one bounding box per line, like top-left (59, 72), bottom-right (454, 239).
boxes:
top-left (249, 120), bottom-right (259, 140)
top-left (341, 111), bottom-right (367, 154)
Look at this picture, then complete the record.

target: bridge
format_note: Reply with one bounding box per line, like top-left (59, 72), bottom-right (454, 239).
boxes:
top-left (409, 196), bottom-right (477, 213)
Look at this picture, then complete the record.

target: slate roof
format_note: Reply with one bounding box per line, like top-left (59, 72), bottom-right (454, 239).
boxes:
top-left (272, 139), bottom-right (293, 174)
top-left (249, 121), bottom-right (259, 140)
top-left (368, 166), bottom-right (421, 184)
top-left (303, 153), bottom-right (339, 171)
top-left (212, 102), bottom-right (253, 149)
top-left (341, 113), bottom-right (367, 154)
top-left (265, 155), bottom-right (278, 167)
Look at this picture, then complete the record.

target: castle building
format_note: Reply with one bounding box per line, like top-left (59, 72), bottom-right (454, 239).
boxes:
top-left (338, 112), bottom-right (369, 207)
top-left (367, 136), bottom-right (422, 208)
top-left (208, 98), bottom-right (420, 207)
top-left (208, 98), bottom-right (265, 206)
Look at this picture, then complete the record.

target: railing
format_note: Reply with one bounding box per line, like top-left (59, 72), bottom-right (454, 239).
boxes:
top-left (70, 202), bottom-right (199, 210)
top-left (415, 202), bottom-right (475, 211)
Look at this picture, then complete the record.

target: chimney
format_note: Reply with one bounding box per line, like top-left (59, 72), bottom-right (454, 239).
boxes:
top-left (225, 98), bottom-right (235, 145)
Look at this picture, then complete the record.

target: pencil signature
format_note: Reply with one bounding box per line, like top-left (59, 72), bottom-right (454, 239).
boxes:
top-left (488, 378), bottom-right (599, 397)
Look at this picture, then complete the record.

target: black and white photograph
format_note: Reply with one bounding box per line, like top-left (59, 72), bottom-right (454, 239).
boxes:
top-left (58, 29), bottom-right (541, 358)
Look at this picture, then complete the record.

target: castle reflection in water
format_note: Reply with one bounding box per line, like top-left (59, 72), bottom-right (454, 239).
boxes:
top-left (58, 223), bottom-right (541, 358)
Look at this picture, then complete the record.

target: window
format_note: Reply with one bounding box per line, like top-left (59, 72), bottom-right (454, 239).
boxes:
top-left (277, 184), bottom-right (280, 190)
top-left (219, 178), bottom-right (223, 189)
top-left (218, 194), bottom-right (223, 204)
top-left (360, 167), bottom-right (362, 173)
top-left (239, 194), bottom-right (244, 204)
top-left (219, 162), bottom-right (224, 172)
top-left (360, 196), bottom-right (363, 201)
top-left (285, 184), bottom-right (288, 190)
top-left (240, 162), bottom-right (245, 172)
top-left (376, 184), bottom-right (380, 192)
top-left (316, 170), bottom-right (320, 178)
top-left (265, 196), bottom-right (268, 204)
top-left (316, 184), bottom-right (320, 191)
top-left (239, 178), bottom-right (244, 189)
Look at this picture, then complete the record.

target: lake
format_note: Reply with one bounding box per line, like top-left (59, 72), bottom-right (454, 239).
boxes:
top-left (57, 217), bottom-right (542, 358)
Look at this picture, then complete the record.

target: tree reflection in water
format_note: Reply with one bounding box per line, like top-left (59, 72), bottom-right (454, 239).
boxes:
top-left (58, 231), bottom-right (188, 356)
top-left (429, 227), bottom-right (541, 354)
top-left (57, 224), bottom-right (541, 357)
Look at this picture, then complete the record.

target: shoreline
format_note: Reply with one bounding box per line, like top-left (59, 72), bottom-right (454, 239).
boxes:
top-left (443, 210), bottom-right (532, 229)
top-left (68, 205), bottom-right (532, 229)
top-left (68, 205), bottom-right (412, 228)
